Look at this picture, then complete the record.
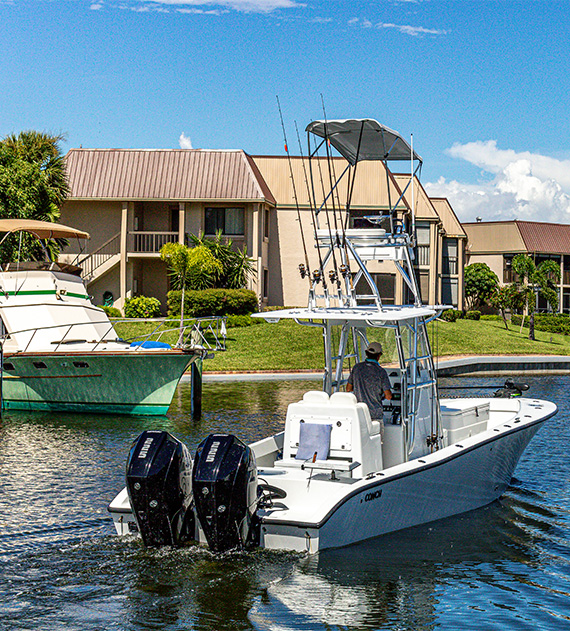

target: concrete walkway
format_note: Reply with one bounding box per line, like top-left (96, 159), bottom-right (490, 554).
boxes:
top-left (185, 355), bottom-right (570, 383)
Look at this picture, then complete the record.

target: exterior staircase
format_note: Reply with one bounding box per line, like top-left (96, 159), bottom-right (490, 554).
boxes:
top-left (78, 232), bottom-right (121, 284)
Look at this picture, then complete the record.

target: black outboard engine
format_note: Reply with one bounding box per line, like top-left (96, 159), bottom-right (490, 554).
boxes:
top-left (494, 378), bottom-right (530, 398)
top-left (126, 430), bottom-right (194, 548)
top-left (192, 434), bottom-right (259, 553)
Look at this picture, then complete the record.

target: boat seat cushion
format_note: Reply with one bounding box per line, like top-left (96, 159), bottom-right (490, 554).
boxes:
top-left (295, 422), bottom-right (332, 461)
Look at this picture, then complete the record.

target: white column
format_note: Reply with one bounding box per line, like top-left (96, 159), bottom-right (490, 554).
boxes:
top-left (178, 202), bottom-right (185, 244)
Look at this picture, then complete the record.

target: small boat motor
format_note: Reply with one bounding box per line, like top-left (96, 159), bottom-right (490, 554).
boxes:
top-left (192, 433), bottom-right (259, 553)
top-left (494, 378), bottom-right (530, 398)
top-left (126, 430), bottom-right (194, 548)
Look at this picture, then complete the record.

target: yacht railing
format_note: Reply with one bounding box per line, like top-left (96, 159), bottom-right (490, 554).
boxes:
top-left (0, 316), bottom-right (227, 354)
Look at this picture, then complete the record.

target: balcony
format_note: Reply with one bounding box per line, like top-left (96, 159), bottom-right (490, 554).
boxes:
top-left (129, 231), bottom-right (179, 253)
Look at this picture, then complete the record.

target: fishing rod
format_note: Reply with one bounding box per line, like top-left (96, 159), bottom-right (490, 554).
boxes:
top-left (439, 379), bottom-right (530, 394)
top-left (320, 95), bottom-right (354, 301)
top-left (276, 96), bottom-right (312, 290)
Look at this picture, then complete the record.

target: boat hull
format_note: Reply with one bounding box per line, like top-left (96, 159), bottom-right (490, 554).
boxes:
top-left (260, 407), bottom-right (553, 553)
top-left (1, 351), bottom-right (195, 415)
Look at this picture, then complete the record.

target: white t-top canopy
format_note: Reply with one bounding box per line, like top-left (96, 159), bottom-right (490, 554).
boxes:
top-left (305, 119), bottom-right (422, 165)
top-left (0, 219), bottom-right (90, 241)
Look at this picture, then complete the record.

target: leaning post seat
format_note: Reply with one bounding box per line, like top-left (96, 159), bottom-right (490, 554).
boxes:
top-left (280, 390), bottom-right (383, 477)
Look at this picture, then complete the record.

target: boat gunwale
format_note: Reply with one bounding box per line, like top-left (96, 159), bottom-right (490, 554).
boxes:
top-left (259, 398), bottom-right (557, 530)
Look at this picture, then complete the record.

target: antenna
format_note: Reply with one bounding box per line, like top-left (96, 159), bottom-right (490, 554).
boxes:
top-left (411, 133), bottom-right (415, 238)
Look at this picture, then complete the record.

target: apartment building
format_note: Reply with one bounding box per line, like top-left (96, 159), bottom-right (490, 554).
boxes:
top-left (464, 219), bottom-right (570, 313)
top-left (60, 148), bottom-right (465, 312)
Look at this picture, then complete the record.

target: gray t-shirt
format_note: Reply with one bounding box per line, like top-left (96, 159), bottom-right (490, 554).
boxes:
top-left (347, 359), bottom-right (392, 419)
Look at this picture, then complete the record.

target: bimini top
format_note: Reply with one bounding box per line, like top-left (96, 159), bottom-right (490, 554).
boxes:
top-left (306, 119), bottom-right (422, 166)
top-left (0, 219), bottom-right (90, 241)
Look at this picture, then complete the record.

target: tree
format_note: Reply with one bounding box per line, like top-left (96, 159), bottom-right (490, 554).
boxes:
top-left (489, 285), bottom-right (512, 330)
top-left (511, 254), bottom-right (561, 340)
top-left (0, 131), bottom-right (69, 263)
top-left (187, 231), bottom-right (256, 289)
top-left (160, 242), bottom-right (223, 340)
top-left (464, 263), bottom-right (499, 311)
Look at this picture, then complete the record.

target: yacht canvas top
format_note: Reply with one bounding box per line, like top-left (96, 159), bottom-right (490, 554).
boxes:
top-left (0, 219), bottom-right (90, 241)
top-left (254, 305), bottom-right (436, 325)
top-left (305, 119), bottom-right (422, 165)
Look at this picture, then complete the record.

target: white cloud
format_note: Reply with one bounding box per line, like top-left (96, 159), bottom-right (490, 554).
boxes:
top-left (424, 141), bottom-right (570, 223)
top-left (90, 2), bottom-right (103, 9)
top-left (376, 21), bottom-right (448, 36)
top-left (179, 132), bottom-right (193, 149)
top-left (176, 7), bottom-right (225, 13)
top-left (141, 0), bottom-right (302, 12)
top-left (348, 17), bottom-right (447, 36)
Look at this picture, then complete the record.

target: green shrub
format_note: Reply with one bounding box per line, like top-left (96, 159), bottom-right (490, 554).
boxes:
top-left (124, 296), bottom-right (161, 318)
top-left (511, 313), bottom-right (570, 335)
top-left (167, 288), bottom-right (258, 317)
top-left (440, 309), bottom-right (463, 322)
top-left (226, 314), bottom-right (263, 328)
top-left (465, 310), bottom-right (481, 320)
top-left (480, 314), bottom-right (502, 321)
top-left (98, 305), bottom-right (122, 318)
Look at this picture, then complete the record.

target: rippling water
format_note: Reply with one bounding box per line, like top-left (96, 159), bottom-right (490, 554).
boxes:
top-left (0, 376), bottom-right (569, 630)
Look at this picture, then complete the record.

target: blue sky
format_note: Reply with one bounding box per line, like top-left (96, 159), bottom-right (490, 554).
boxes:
top-left (2, 0), bottom-right (570, 222)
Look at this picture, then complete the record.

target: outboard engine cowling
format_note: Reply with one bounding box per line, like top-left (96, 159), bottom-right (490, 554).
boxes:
top-left (126, 430), bottom-right (194, 548)
top-left (192, 434), bottom-right (259, 553)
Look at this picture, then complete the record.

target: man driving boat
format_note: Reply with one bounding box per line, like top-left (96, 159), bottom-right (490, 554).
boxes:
top-left (346, 341), bottom-right (393, 419)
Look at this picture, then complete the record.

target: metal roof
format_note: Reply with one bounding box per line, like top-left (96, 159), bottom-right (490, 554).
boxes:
top-left (463, 220), bottom-right (570, 255)
top-left (65, 149), bottom-right (275, 204)
top-left (515, 220), bottom-right (570, 255)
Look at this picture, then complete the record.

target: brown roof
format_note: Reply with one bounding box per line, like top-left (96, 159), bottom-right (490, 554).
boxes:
top-left (65, 149), bottom-right (275, 204)
top-left (463, 219), bottom-right (570, 255)
top-left (515, 220), bottom-right (570, 255)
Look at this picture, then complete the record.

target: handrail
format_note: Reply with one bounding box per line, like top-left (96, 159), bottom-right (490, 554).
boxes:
top-left (0, 316), bottom-right (227, 353)
top-left (78, 232), bottom-right (121, 278)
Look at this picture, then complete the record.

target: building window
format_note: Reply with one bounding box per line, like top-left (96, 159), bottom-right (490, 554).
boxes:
top-left (348, 210), bottom-right (390, 230)
top-left (442, 238), bottom-right (458, 275)
top-left (563, 256), bottom-right (570, 286)
top-left (264, 208), bottom-right (270, 239)
top-left (415, 223), bottom-right (430, 267)
top-left (354, 273), bottom-right (395, 305)
top-left (442, 277), bottom-right (458, 307)
top-left (263, 269), bottom-right (269, 299)
top-left (169, 204), bottom-right (179, 233)
top-left (563, 288), bottom-right (570, 313)
top-left (205, 208), bottom-right (245, 236)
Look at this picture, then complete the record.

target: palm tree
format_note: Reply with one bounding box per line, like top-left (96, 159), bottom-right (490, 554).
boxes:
top-left (511, 254), bottom-right (561, 340)
top-left (188, 231), bottom-right (256, 289)
top-left (0, 131), bottom-right (69, 263)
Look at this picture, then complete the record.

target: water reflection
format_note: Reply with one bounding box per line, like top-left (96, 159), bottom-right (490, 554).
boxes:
top-left (0, 376), bottom-right (569, 630)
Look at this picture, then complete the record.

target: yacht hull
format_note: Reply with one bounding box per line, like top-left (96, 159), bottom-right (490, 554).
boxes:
top-left (1, 351), bottom-right (195, 415)
top-left (259, 402), bottom-right (555, 553)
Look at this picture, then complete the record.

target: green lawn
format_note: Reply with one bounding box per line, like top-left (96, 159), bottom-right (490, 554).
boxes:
top-left (113, 318), bottom-right (570, 373)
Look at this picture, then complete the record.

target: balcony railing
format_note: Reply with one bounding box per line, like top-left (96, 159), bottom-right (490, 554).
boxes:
top-left (130, 231), bottom-right (179, 253)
